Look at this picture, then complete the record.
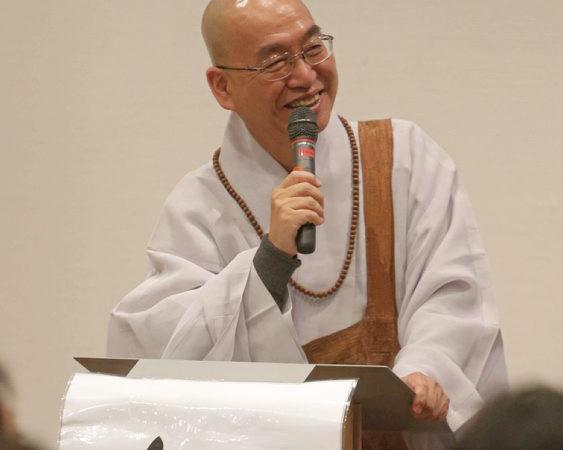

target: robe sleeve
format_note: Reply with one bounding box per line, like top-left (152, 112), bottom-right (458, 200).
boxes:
top-left (107, 172), bottom-right (306, 363)
top-left (390, 120), bottom-right (508, 431)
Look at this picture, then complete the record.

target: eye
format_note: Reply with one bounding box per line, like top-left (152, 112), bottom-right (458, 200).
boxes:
top-left (304, 43), bottom-right (324, 58)
top-left (262, 55), bottom-right (289, 73)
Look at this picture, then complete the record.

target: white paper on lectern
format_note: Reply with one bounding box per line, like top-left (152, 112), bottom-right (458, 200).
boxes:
top-left (59, 373), bottom-right (356, 450)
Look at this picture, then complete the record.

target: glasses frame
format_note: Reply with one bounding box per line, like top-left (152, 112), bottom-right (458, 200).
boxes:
top-left (215, 34), bottom-right (334, 81)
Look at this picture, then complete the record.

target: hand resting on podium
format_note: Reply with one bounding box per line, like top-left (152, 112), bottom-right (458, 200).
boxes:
top-left (402, 372), bottom-right (450, 422)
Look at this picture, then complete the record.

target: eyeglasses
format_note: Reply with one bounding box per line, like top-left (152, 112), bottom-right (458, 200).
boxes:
top-left (216, 34), bottom-right (334, 82)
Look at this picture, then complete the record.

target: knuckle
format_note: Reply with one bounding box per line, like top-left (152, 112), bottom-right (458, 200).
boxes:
top-left (294, 171), bottom-right (311, 182)
top-left (285, 173), bottom-right (299, 186)
top-left (306, 210), bottom-right (317, 219)
top-left (300, 182), bottom-right (313, 194)
top-left (310, 213), bottom-right (322, 224)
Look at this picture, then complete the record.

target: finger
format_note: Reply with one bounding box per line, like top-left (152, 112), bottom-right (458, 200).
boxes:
top-left (402, 371), bottom-right (424, 391)
top-left (293, 209), bottom-right (324, 226)
top-left (427, 381), bottom-right (448, 421)
top-left (272, 191), bottom-right (324, 219)
top-left (411, 384), bottom-right (428, 417)
top-left (438, 396), bottom-right (450, 421)
top-left (282, 196), bottom-right (324, 219)
top-left (280, 170), bottom-right (321, 188)
top-left (282, 182), bottom-right (324, 206)
top-left (426, 382), bottom-right (442, 420)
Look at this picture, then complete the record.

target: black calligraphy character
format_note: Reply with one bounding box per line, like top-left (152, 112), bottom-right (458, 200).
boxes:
top-left (147, 436), bottom-right (163, 450)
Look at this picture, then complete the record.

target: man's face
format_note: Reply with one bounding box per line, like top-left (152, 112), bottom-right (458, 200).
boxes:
top-left (220, 1), bottom-right (338, 149)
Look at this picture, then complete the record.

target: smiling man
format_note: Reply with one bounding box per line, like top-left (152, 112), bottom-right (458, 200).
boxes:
top-left (108, 1), bottom-right (508, 449)
top-left (202, 0), bottom-right (337, 174)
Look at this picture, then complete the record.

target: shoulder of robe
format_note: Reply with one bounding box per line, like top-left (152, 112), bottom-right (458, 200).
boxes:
top-left (390, 118), bottom-right (457, 175)
top-left (146, 162), bottom-right (239, 267)
top-left (149, 161), bottom-right (240, 246)
top-left (160, 162), bottom-right (230, 220)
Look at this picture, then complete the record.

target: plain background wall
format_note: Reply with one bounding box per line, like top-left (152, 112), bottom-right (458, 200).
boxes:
top-left (1, 0), bottom-right (562, 447)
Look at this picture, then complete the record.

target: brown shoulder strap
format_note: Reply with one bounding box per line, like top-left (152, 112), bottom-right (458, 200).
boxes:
top-left (302, 119), bottom-right (400, 367)
top-left (358, 119), bottom-right (397, 322)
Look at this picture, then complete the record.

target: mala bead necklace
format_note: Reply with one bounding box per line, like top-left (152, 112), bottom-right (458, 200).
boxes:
top-left (213, 116), bottom-right (359, 300)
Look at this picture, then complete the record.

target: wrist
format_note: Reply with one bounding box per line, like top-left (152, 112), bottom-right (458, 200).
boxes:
top-left (267, 233), bottom-right (297, 257)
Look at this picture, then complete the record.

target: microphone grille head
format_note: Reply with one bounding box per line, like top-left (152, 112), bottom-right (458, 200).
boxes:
top-left (288, 107), bottom-right (319, 140)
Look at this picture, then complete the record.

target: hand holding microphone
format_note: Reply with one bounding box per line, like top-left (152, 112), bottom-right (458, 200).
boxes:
top-left (268, 107), bottom-right (322, 256)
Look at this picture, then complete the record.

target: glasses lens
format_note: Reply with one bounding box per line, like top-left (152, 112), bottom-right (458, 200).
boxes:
top-left (260, 35), bottom-right (333, 82)
top-left (261, 55), bottom-right (292, 81)
top-left (304, 37), bottom-right (332, 65)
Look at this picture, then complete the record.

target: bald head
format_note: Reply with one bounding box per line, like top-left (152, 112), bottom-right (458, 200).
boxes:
top-left (201, 0), bottom-right (313, 64)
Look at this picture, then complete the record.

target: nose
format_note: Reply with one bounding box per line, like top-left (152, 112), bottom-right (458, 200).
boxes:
top-left (285, 55), bottom-right (317, 89)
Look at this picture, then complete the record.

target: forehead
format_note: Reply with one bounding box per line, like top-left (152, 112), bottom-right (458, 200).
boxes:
top-left (227, 1), bottom-right (318, 60)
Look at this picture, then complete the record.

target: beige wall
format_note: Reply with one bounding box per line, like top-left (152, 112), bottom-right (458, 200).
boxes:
top-left (1, 0), bottom-right (562, 447)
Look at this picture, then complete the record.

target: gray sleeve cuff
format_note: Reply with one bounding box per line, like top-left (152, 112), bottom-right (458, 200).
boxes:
top-left (253, 235), bottom-right (301, 309)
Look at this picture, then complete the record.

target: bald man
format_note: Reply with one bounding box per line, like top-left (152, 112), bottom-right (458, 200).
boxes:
top-left (108, 1), bottom-right (508, 449)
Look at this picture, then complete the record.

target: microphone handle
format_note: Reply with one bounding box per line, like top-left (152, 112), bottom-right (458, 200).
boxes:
top-left (297, 223), bottom-right (316, 254)
top-left (295, 148), bottom-right (316, 254)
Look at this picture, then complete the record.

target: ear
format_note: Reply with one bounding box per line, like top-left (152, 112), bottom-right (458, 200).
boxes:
top-left (206, 67), bottom-right (236, 111)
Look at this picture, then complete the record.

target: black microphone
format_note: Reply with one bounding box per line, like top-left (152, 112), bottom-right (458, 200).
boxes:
top-left (288, 107), bottom-right (319, 254)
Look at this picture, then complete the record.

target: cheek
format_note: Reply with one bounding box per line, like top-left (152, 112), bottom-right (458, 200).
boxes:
top-left (327, 72), bottom-right (338, 97)
top-left (317, 112), bottom-right (331, 132)
top-left (252, 88), bottom-right (289, 130)
top-left (320, 60), bottom-right (339, 94)
top-left (248, 86), bottom-right (285, 118)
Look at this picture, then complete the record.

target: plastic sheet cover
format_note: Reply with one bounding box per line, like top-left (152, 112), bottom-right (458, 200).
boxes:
top-left (59, 373), bottom-right (356, 449)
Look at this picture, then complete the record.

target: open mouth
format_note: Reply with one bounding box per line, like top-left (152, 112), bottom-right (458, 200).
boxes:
top-left (286, 91), bottom-right (323, 109)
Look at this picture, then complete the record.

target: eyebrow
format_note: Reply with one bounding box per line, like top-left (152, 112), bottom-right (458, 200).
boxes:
top-left (255, 24), bottom-right (322, 62)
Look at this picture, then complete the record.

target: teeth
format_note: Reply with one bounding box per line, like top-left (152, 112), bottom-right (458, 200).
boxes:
top-left (289, 93), bottom-right (320, 108)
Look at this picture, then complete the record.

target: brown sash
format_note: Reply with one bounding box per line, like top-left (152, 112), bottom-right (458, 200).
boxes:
top-left (302, 119), bottom-right (407, 450)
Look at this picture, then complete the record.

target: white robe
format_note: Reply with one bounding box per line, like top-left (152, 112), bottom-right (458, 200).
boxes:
top-left (108, 113), bottom-right (508, 439)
